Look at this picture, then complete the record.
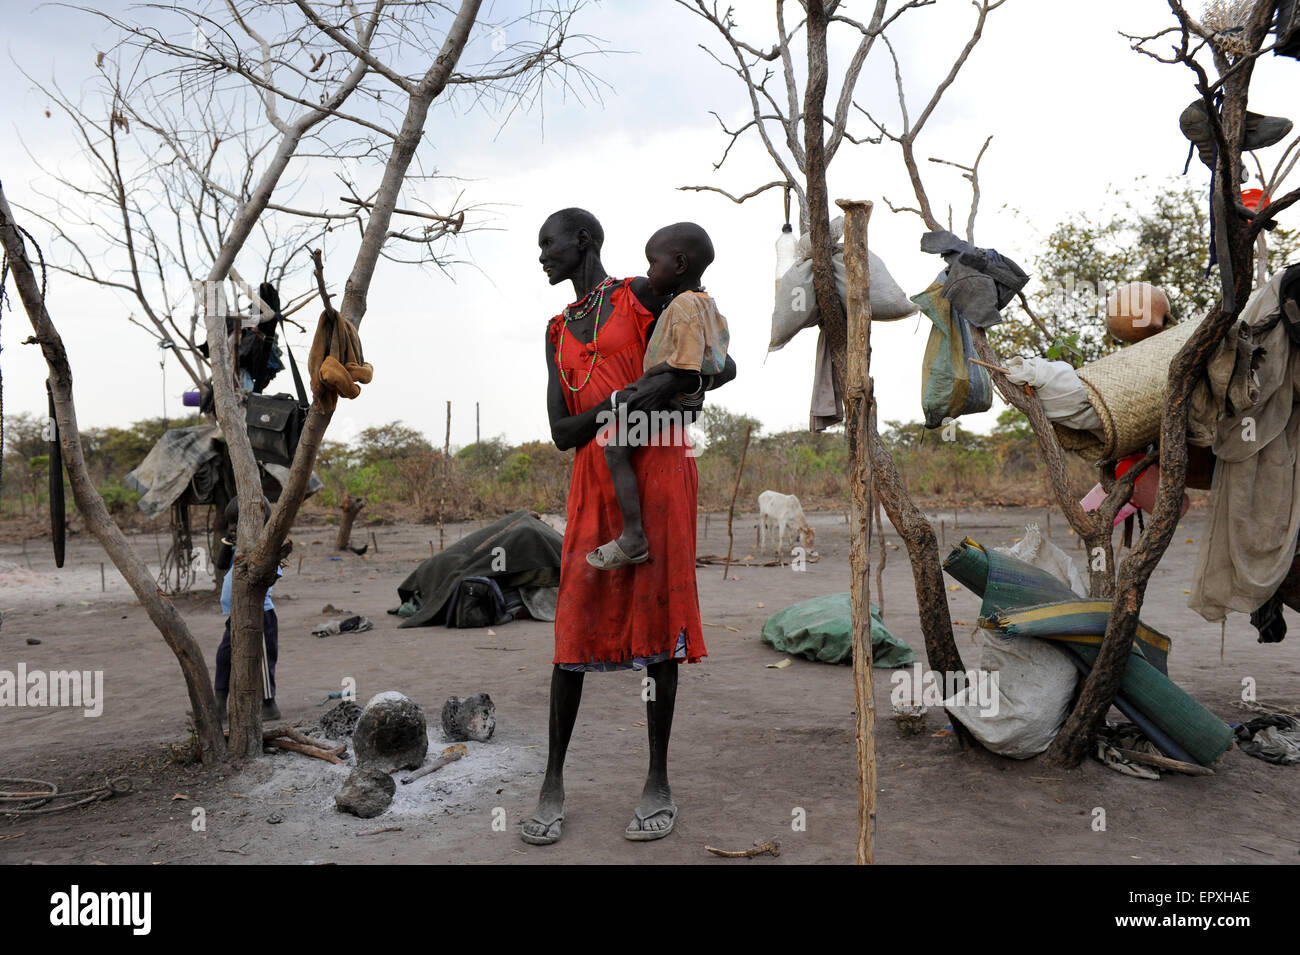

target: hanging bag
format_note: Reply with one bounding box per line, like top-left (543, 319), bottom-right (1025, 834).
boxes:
top-left (244, 305), bottom-right (309, 468)
top-left (914, 277), bottom-right (992, 429)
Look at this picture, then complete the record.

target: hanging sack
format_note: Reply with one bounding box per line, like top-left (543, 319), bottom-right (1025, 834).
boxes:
top-left (769, 218), bottom-right (917, 351)
top-left (914, 277), bottom-right (992, 429)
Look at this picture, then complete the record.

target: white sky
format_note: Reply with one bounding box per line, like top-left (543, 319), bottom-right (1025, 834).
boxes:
top-left (2, 0), bottom-right (1297, 450)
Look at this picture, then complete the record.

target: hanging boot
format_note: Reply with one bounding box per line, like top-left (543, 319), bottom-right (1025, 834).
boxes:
top-left (1180, 99), bottom-right (1293, 168)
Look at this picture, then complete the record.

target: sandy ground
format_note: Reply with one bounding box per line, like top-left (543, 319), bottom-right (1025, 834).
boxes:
top-left (1, 507), bottom-right (1298, 865)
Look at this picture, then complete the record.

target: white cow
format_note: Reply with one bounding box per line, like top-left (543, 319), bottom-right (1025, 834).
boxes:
top-left (758, 490), bottom-right (816, 558)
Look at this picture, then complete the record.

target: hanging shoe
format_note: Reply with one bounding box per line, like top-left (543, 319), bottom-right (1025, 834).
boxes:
top-left (1180, 99), bottom-right (1293, 167)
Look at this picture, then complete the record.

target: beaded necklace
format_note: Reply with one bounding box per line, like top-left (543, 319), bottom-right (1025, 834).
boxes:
top-left (557, 276), bottom-right (615, 392)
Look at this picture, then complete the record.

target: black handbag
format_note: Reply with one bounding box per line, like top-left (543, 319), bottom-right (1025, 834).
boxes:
top-left (245, 392), bottom-right (306, 468)
top-left (244, 306), bottom-right (310, 468)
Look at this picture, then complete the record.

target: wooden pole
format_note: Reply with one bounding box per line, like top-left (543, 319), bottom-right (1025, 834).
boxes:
top-left (874, 500), bottom-right (886, 618)
top-left (836, 198), bottom-right (875, 866)
top-left (722, 425), bottom-right (753, 581)
top-left (440, 400), bottom-right (450, 540)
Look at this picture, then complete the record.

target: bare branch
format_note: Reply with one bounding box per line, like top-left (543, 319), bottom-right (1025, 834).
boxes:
top-left (677, 181), bottom-right (789, 204)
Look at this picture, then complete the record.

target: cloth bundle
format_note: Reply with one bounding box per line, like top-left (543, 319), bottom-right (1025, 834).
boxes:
top-left (919, 229), bottom-right (1029, 329)
top-left (308, 308), bottom-right (373, 410)
top-left (1189, 271), bottom-right (1300, 622)
top-left (1002, 356), bottom-right (1102, 432)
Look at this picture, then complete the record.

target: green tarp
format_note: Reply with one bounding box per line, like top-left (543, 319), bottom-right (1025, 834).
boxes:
top-left (761, 592), bottom-right (915, 667)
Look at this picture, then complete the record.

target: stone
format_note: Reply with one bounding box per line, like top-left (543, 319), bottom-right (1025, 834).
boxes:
top-left (334, 767), bottom-right (395, 818)
top-left (352, 691), bottom-right (428, 771)
top-left (441, 693), bottom-right (496, 742)
top-left (319, 699), bottom-right (363, 739)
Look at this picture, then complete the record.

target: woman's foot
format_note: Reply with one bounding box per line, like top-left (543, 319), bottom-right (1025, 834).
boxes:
top-left (625, 785), bottom-right (676, 841)
top-left (521, 784), bottom-right (566, 845)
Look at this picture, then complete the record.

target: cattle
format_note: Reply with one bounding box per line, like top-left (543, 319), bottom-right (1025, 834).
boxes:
top-left (758, 490), bottom-right (815, 558)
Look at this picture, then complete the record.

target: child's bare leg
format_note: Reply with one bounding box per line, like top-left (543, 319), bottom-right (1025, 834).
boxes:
top-left (604, 440), bottom-right (648, 559)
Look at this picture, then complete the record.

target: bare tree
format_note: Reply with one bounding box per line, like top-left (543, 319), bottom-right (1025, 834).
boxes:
top-left (14, 69), bottom-right (329, 386)
top-left (4, 0), bottom-right (600, 760)
top-left (676, 0), bottom-right (1020, 739)
top-left (1040, 0), bottom-right (1294, 766)
top-left (858, 7), bottom-right (1143, 602)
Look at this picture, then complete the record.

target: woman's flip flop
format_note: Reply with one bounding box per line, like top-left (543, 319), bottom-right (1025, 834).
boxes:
top-left (520, 813), bottom-right (564, 846)
top-left (625, 803), bottom-right (677, 841)
top-left (586, 539), bottom-right (650, 570)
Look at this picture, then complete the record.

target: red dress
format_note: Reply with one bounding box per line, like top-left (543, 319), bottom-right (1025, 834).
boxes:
top-left (548, 278), bottom-right (706, 666)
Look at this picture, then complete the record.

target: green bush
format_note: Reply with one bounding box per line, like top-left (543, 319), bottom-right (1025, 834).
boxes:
top-left (98, 479), bottom-right (140, 514)
top-left (500, 452), bottom-right (532, 484)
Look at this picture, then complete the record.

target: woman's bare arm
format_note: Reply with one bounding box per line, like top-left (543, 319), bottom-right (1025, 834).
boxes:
top-left (546, 334), bottom-right (612, 451)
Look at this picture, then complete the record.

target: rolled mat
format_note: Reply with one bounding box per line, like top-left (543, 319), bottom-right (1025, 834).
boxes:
top-left (990, 600), bottom-right (1169, 675)
top-left (1051, 316), bottom-right (1202, 461)
top-left (943, 537), bottom-right (1233, 765)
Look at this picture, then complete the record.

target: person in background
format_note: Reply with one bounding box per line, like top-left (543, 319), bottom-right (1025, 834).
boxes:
top-left (213, 496), bottom-right (282, 722)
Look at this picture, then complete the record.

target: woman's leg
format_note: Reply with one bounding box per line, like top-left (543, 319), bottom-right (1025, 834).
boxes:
top-left (628, 658), bottom-right (678, 837)
top-left (522, 665), bottom-right (584, 842)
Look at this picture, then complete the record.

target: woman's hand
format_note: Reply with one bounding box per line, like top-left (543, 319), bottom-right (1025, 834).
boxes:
top-left (624, 370), bottom-right (691, 413)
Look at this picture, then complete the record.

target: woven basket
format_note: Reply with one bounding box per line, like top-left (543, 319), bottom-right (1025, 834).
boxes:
top-left (1052, 317), bottom-right (1202, 461)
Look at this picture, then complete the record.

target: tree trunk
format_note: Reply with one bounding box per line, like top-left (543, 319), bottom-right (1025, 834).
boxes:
top-left (805, 1), bottom-right (970, 738)
top-left (0, 183), bottom-right (226, 760)
top-left (837, 198), bottom-right (876, 865)
top-left (868, 423), bottom-right (969, 691)
top-left (336, 494), bottom-right (366, 550)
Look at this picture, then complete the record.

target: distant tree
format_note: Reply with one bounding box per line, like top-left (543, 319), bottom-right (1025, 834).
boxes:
top-left (355, 422), bottom-right (434, 464)
top-left (695, 404), bottom-right (761, 463)
top-left (3, 412), bottom-right (48, 462)
top-left (990, 178), bottom-right (1300, 366)
top-left (315, 440), bottom-right (357, 471)
top-left (456, 437), bottom-right (508, 469)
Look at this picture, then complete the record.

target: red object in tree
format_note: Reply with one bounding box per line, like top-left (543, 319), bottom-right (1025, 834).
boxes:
top-left (1241, 188), bottom-right (1271, 212)
top-left (1115, 452), bottom-right (1189, 519)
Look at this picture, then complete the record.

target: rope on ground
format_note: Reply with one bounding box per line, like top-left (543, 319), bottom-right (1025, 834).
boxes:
top-left (0, 776), bottom-right (132, 815)
top-left (1231, 700), bottom-right (1300, 717)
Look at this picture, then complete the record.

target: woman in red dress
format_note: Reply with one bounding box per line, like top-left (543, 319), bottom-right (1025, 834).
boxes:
top-left (522, 208), bottom-right (735, 845)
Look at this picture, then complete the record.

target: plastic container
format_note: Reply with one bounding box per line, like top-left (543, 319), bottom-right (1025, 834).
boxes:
top-left (182, 389), bottom-right (201, 407)
top-left (774, 223), bottom-right (797, 285)
top-left (1241, 188), bottom-right (1270, 212)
